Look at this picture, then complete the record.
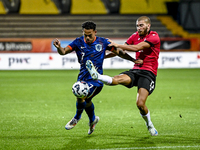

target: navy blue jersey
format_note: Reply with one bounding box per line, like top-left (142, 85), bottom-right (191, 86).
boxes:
top-left (68, 36), bottom-right (113, 87)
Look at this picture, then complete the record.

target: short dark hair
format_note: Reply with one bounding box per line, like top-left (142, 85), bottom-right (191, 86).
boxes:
top-left (82, 21), bottom-right (96, 31)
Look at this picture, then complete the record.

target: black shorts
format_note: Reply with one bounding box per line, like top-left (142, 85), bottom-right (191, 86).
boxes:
top-left (120, 69), bottom-right (156, 95)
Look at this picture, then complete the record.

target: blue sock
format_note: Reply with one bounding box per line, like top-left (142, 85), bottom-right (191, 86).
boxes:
top-left (74, 101), bottom-right (86, 120)
top-left (85, 103), bottom-right (95, 123)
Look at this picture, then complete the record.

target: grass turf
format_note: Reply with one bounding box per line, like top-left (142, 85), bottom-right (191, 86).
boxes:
top-left (0, 69), bottom-right (200, 150)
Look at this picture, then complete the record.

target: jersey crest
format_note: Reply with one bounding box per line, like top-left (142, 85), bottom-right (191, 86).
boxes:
top-left (95, 44), bottom-right (102, 52)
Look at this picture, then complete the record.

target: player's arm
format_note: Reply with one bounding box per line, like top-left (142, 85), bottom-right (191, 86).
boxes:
top-left (105, 42), bottom-right (133, 59)
top-left (108, 39), bottom-right (150, 52)
top-left (104, 51), bottom-right (116, 59)
top-left (53, 38), bottom-right (72, 55)
top-left (107, 46), bottom-right (143, 64)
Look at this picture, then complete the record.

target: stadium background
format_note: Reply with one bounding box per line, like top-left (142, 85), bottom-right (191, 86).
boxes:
top-left (0, 0), bottom-right (200, 70)
top-left (1, 1), bottom-right (200, 150)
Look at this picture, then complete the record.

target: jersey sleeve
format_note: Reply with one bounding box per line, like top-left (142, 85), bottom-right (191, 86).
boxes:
top-left (145, 32), bottom-right (160, 46)
top-left (104, 38), bottom-right (116, 51)
top-left (68, 38), bottom-right (79, 51)
top-left (126, 32), bottom-right (137, 45)
top-left (106, 46), bottom-right (116, 51)
top-left (67, 45), bottom-right (73, 50)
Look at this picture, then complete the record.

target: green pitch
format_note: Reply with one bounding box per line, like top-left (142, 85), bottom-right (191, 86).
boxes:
top-left (0, 69), bottom-right (200, 150)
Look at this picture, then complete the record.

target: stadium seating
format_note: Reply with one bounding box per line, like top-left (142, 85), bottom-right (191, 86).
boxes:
top-left (0, 1), bottom-right (6, 14)
top-left (157, 16), bottom-right (188, 37)
top-left (0, 0), bottom-right (188, 39)
top-left (70, 0), bottom-right (107, 14)
top-left (19, 0), bottom-right (59, 14)
top-left (120, 0), bottom-right (169, 14)
top-left (157, 16), bottom-right (200, 38)
top-left (0, 15), bottom-right (173, 38)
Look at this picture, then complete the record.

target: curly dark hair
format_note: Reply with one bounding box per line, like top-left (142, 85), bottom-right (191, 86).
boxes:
top-left (82, 21), bottom-right (96, 31)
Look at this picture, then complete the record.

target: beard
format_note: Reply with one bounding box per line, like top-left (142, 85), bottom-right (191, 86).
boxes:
top-left (138, 27), bottom-right (148, 36)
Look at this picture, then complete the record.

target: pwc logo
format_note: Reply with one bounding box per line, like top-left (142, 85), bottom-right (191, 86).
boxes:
top-left (9, 57), bottom-right (30, 66)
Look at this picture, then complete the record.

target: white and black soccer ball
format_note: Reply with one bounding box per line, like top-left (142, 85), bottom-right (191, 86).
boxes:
top-left (72, 81), bottom-right (90, 98)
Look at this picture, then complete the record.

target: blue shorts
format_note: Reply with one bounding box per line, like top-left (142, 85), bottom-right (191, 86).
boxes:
top-left (85, 82), bottom-right (103, 102)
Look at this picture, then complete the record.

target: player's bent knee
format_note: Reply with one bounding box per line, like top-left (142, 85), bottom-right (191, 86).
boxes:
top-left (136, 100), bottom-right (145, 109)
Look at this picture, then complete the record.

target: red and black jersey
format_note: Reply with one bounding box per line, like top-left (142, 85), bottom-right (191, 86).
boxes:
top-left (126, 31), bottom-right (160, 76)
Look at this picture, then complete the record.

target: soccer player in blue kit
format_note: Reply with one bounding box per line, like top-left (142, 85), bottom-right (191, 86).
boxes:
top-left (53, 21), bottom-right (142, 135)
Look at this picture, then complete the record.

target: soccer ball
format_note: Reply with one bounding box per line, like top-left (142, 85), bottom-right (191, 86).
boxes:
top-left (72, 81), bottom-right (90, 98)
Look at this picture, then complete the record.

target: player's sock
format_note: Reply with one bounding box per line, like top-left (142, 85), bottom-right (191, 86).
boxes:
top-left (97, 74), bottom-right (113, 85)
top-left (74, 101), bottom-right (86, 120)
top-left (85, 102), bottom-right (95, 123)
top-left (141, 110), bottom-right (153, 126)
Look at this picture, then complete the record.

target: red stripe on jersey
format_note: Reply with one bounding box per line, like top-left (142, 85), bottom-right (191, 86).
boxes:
top-left (110, 47), bottom-right (115, 52)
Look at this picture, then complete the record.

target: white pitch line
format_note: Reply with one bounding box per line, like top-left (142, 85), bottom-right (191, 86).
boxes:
top-left (88, 145), bottom-right (200, 150)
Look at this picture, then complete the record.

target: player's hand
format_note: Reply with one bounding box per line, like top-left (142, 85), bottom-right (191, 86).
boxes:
top-left (108, 39), bottom-right (118, 48)
top-left (53, 38), bottom-right (61, 49)
top-left (134, 59), bottom-right (143, 64)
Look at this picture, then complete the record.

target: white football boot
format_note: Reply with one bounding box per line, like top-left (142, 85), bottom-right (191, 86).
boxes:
top-left (86, 60), bottom-right (99, 80)
top-left (88, 116), bottom-right (100, 135)
top-left (65, 118), bottom-right (81, 130)
top-left (148, 124), bottom-right (158, 136)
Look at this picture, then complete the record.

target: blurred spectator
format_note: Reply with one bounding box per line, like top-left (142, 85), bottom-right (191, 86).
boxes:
top-left (1, 0), bottom-right (20, 13)
top-left (52, 0), bottom-right (71, 14)
top-left (101, 0), bottom-right (120, 14)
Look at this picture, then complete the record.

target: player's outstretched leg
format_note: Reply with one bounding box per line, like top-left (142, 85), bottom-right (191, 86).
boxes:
top-left (86, 60), bottom-right (113, 85)
top-left (65, 117), bottom-right (81, 130)
top-left (88, 116), bottom-right (100, 135)
top-left (86, 60), bottom-right (99, 80)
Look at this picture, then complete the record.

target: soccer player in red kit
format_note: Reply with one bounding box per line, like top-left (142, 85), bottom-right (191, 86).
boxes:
top-left (86, 16), bottom-right (160, 136)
